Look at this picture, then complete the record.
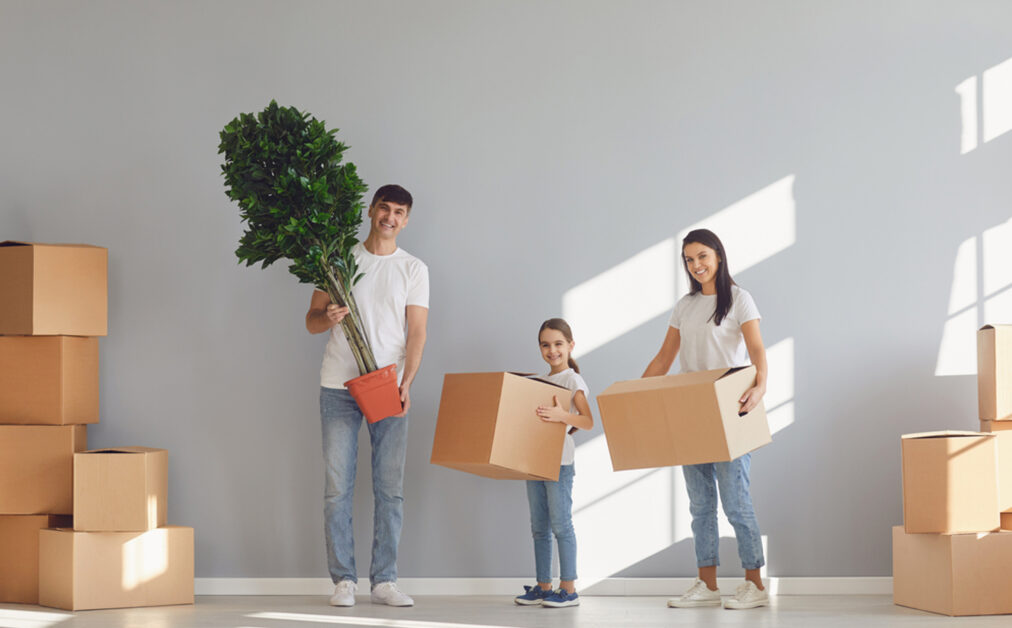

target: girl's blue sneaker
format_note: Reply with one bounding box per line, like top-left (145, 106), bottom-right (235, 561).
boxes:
top-left (514, 585), bottom-right (551, 606)
top-left (542, 588), bottom-right (580, 608)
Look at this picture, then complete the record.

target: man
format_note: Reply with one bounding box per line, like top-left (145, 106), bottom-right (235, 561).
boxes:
top-left (306, 184), bottom-right (429, 607)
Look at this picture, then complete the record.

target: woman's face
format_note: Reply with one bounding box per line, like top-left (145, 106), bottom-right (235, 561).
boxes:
top-left (683, 242), bottom-right (720, 287)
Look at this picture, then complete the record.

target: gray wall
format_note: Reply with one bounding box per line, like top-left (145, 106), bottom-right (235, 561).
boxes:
top-left (2, 1), bottom-right (1010, 579)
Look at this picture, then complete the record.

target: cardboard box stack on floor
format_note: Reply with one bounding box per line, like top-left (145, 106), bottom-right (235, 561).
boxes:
top-left (0, 242), bottom-right (193, 611)
top-left (0, 242), bottom-right (104, 605)
top-left (892, 324), bottom-right (1012, 616)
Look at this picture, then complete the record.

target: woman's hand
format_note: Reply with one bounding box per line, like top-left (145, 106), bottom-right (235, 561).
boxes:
top-left (739, 384), bottom-right (766, 415)
top-left (536, 396), bottom-right (570, 423)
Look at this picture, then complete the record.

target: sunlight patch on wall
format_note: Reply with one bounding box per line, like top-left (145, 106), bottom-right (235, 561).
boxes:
top-left (958, 57), bottom-right (1012, 153)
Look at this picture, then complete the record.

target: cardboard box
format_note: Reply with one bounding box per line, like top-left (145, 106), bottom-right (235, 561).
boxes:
top-left (74, 448), bottom-right (168, 532)
top-left (980, 420), bottom-right (1012, 513)
top-left (0, 241), bottom-right (107, 336)
top-left (901, 431), bottom-right (999, 534)
top-left (0, 336), bottom-right (99, 425)
top-left (38, 526), bottom-right (194, 611)
top-left (596, 365), bottom-right (770, 470)
top-left (430, 372), bottom-right (569, 481)
top-left (893, 526), bottom-right (1012, 616)
top-left (0, 515), bottom-right (71, 603)
top-left (978, 324), bottom-right (1012, 421)
top-left (0, 425), bottom-right (86, 514)
top-left (1003, 512), bottom-right (1012, 531)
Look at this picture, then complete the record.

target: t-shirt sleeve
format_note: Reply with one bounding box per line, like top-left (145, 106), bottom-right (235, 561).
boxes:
top-left (568, 372), bottom-right (590, 397)
top-left (734, 289), bottom-right (761, 325)
top-left (668, 297), bottom-right (684, 329)
top-left (407, 261), bottom-right (429, 308)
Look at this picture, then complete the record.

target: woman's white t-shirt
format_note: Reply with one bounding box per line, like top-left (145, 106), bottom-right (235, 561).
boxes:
top-left (320, 243), bottom-right (429, 389)
top-left (538, 368), bottom-right (589, 467)
top-left (668, 285), bottom-right (760, 373)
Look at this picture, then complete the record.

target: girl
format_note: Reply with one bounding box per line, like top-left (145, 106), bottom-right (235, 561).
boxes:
top-left (514, 318), bottom-right (594, 608)
top-left (642, 229), bottom-right (769, 610)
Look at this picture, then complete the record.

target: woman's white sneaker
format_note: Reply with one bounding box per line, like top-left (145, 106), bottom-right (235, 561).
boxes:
top-left (723, 581), bottom-right (769, 609)
top-left (329, 580), bottom-right (357, 607)
top-left (667, 578), bottom-right (721, 608)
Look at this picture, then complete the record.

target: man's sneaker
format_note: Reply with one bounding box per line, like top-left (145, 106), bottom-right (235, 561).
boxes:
top-left (329, 580), bottom-right (357, 607)
top-left (371, 581), bottom-right (414, 607)
top-left (514, 585), bottom-right (552, 606)
top-left (723, 581), bottom-right (769, 609)
top-left (541, 588), bottom-right (580, 608)
top-left (667, 578), bottom-right (721, 608)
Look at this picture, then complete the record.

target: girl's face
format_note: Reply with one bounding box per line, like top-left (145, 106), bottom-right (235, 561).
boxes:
top-left (539, 328), bottom-right (574, 373)
top-left (683, 242), bottom-right (721, 288)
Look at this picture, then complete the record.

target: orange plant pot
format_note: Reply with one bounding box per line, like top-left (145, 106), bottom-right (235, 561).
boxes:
top-left (345, 364), bottom-right (403, 423)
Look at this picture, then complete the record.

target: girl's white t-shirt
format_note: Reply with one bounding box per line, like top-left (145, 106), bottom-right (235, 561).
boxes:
top-left (668, 285), bottom-right (760, 373)
top-left (538, 368), bottom-right (589, 467)
top-left (320, 243), bottom-right (429, 389)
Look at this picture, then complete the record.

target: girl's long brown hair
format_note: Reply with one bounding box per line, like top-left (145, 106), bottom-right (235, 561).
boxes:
top-left (539, 318), bottom-right (580, 373)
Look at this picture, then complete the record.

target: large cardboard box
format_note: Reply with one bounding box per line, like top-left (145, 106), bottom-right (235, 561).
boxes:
top-left (1003, 512), bottom-right (1012, 531)
top-left (38, 526), bottom-right (194, 611)
top-left (978, 324), bottom-right (1012, 421)
top-left (901, 431), bottom-right (999, 534)
top-left (980, 420), bottom-right (1012, 513)
top-left (0, 515), bottom-right (71, 603)
top-left (431, 372), bottom-right (569, 481)
top-left (0, 425), bottom-right (86, 514)
top-left (0, 241), bottom-right (107, 336)
top-left (74, 448), bottom-right (168, 532)
top-left (893, 526), bottom-right (1012, 616)
top-left (596, 365), bottom-right (770, 470)
top-left (0, 336), bottom-right (99, 425)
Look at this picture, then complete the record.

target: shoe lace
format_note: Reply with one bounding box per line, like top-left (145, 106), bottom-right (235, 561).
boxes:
top-left (686, 579), bottom-right (709, 597)
top-left (734, 582), bottom-right (753, 597)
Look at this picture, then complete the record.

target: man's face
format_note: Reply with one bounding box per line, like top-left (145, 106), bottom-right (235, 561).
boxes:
top-left (368, 199), bottom-right (410, 240)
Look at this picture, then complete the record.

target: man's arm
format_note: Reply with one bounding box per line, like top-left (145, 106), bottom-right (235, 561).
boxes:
top-left (306, 289), bottom-right (349, 334)
top-left (394, 304), bottom-right (428, 417)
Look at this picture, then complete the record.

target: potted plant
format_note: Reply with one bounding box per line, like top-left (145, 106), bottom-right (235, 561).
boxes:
top-left (218, 100), bottom-right (401, 421)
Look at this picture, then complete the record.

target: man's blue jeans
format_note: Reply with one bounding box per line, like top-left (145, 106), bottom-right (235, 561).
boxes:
top-left (525, 464), bottom-right (577, 583)
top-left (320, 387), bottom-right (409, 585)
top-left (682, 453), bottom-right (765, 570)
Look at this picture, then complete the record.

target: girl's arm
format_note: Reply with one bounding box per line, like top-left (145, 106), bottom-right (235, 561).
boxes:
top-left (536, 390), bottom-right (594, 431)
top-left (740, 318), bottom-right (767, 413)
top-left (642, 326), bottom-right (680, 377)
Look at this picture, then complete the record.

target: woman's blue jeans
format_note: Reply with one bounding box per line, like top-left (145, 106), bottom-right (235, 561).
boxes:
top-left (525, 464), bottom-right (577, 583)
top-left (682, 453), bottom-right (765, 570)
top-left (320, 387), bottom-right (409, 585)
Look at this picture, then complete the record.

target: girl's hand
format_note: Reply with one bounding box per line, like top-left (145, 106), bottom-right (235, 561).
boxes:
top-left (536, 396), bottom-right (570, 423)
top-left (739, 384), bottom-right (766, 415)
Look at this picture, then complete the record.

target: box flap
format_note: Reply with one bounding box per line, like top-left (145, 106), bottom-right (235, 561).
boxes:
top-left (600, 368), bottom-right (733, 396)
top-left (902, 430), bottom-right (992, 440)
top-left (82, 447), bottom-right (163, 455)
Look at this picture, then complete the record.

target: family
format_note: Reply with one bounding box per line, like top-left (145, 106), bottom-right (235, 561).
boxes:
top-left (305, 184), bottom-right (770, 610)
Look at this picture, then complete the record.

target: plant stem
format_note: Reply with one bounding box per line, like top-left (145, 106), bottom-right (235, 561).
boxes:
top-left (322, 262), bottom-right (377, 375)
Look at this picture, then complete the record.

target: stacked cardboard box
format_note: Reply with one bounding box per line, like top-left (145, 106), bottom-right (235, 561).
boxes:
top-left (0, 242), bottom-right (104, 604)
top-left (892, 324), bottom-right (1012, 616)
top-left (0, 242), bottom-right (193, 611)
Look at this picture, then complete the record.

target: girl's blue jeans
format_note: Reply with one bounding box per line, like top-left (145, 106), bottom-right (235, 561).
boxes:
top-left (525, 464), bottom-right (577, 583)
top-left (320, 387), bottom-right (409, 585)
top-left (682, 453), bottom-right (765, 570)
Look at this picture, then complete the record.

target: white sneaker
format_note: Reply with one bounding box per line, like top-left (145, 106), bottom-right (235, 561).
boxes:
top-left (667, 578), bottom-right (721, 608)
top-left (329, 580), bottom-right (357, 607)
top-left (723, 581), bottom-right (769, 609)
top-left (371, 581), bottom-right (414, 607)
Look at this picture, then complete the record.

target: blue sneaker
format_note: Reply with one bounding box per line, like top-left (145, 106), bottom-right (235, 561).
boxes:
top-left (542, 588), bottom-right (580, 608)
top-left (514, 585), bottom-right (551, 606)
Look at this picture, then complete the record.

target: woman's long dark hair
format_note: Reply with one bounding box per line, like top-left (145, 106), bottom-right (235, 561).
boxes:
top-left (538, 318), bottom-right (580, 373)
top-left (683, 228), bottom-right (736, 326)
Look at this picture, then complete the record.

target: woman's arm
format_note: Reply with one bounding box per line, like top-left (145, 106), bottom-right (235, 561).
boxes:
top-left (739, 318), bottom-right (767, 413)
top-left (536, 390), bottom-right (594, 431)
top-left (642, 326), bottom-right (680, 377)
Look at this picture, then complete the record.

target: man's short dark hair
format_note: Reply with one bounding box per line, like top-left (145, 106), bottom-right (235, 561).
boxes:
top-left (371, 184), bottom-right (413, 210)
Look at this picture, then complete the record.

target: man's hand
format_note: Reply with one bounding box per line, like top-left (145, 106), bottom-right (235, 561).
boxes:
top-left (325, 304), bottom-right (349, 325)
top-left (393, 384), bottom-right (411, 417)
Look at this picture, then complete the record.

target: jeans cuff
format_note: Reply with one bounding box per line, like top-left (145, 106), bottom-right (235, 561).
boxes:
top-left (696, 558), bottom-right (720, 568)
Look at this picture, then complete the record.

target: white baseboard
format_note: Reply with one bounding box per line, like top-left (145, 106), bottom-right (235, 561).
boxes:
top-left (195, 577), bottom-right (892, 596)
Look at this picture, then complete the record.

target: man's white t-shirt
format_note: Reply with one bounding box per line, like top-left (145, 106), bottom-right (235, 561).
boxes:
top-left (668, 285), bottom-right (760, 373)
top-left (538, 368), bottom-right (589, 467)
top-left (320, 243), bottom-right (429, 389)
